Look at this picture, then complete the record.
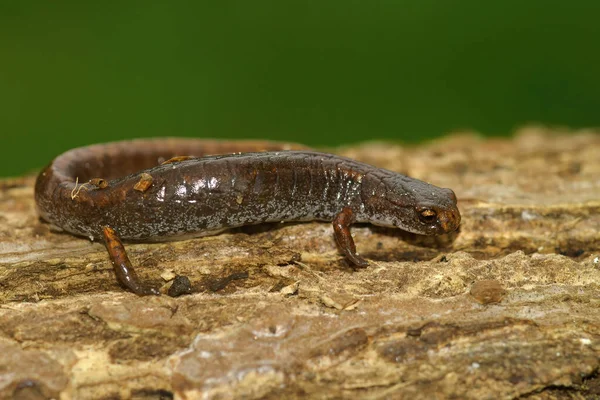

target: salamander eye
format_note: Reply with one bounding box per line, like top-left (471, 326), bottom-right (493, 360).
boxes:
top-left (418, 209), bottom-right (437, 223)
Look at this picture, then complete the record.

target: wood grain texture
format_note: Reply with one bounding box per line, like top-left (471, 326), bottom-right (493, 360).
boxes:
top-left (1, 127), bottom-right (599, 399)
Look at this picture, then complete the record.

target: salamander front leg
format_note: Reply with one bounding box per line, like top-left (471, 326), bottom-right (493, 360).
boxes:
top-left (332, 207), bottom-right (369, 268)
top-left (102, 226), bottom-right (160, 296)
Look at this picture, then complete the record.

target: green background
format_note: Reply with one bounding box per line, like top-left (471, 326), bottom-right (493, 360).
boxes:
top-left (1, 1), bottom-right (599, 177)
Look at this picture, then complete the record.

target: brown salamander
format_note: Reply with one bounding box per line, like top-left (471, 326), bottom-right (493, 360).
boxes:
top-left (34, 138), bottom-right (461, 295)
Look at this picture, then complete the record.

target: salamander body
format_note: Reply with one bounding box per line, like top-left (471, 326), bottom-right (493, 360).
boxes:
top-left (35, 138), bottom-right (461, 295)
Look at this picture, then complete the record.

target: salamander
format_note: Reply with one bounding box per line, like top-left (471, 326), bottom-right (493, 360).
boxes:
top-left (34, 138), bottom-right (461, 295)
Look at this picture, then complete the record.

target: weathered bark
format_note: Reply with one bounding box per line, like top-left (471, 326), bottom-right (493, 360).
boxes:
top-left (1, 127), bottom-right (599, 400)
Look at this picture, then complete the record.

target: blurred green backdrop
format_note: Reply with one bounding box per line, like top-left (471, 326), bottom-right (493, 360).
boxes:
top-left (1, 1), bottom-right (599, 177)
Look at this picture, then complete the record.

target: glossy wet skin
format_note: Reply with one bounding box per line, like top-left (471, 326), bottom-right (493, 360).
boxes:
top-left (35, 139), bottom-right (461, 295)
top-left (36, 148), bottom-right (461, 240)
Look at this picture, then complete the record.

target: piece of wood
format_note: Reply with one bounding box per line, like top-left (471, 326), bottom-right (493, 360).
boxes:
top-left (1, 127), bottom-right (599, 399)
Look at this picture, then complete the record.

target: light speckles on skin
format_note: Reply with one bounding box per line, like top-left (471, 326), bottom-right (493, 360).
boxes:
top-left (36, 149), bottom-right (460, 243)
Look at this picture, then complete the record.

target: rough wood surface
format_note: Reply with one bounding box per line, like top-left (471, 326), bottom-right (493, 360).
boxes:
top-left (1, 127), bottom-right (599, 400)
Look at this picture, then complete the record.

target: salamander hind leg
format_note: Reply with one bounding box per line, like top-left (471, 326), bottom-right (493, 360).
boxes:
top-left (102, 226), bottom-right (160, 296)
top-left (332, 207), bottom-right (369, 268)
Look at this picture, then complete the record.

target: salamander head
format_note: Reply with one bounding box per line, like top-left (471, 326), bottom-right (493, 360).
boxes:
top-left (409, 187), bottom-right (461, 235)
top-left (361, 174), bottom-right (461, 236)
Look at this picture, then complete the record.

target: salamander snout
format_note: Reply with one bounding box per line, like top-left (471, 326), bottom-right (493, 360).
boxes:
top-left (436, 207), bottom-right (461, 233)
